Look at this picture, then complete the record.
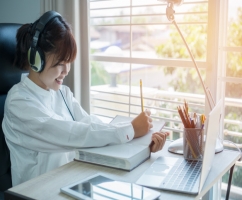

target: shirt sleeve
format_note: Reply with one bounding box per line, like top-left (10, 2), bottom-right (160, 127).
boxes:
top-left (3, 89), bottom-right (134, 153)
top-left (62, 86), bottom-right (135, 144)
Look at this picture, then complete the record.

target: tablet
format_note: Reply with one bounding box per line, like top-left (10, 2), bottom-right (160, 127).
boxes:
top-left (60, 173), bottom-right (160, 200)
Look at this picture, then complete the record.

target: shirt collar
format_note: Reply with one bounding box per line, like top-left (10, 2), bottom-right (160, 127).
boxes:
top-left (22, 74), bottom-right (52, 97)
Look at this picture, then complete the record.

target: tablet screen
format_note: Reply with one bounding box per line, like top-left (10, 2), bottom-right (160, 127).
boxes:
top-left (68, 175), bottom-right (160, 200)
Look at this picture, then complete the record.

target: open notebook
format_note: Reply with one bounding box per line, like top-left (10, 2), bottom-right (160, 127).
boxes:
top-left (136, 99), bottom-right (222, 194)
top-left (75, 115), bottom-right (165, 171)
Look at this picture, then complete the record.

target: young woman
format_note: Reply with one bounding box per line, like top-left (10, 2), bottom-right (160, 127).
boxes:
top-left (2, 11), bottom-right (169, 186)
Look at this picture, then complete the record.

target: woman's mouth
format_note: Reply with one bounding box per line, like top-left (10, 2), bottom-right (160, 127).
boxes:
top-left (55, 78), bottom-right (63, 84)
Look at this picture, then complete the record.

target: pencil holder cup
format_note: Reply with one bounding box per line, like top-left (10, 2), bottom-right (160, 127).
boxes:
top-left (183, 128), bottom-right (205, 161)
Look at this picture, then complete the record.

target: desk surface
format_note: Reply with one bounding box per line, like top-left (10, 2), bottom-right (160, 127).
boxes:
top-left (7, 141), bottom-right (240, 200)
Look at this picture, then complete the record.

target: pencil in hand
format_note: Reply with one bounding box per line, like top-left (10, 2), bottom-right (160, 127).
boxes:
top-left (140, 79), bottom-right (144, 112)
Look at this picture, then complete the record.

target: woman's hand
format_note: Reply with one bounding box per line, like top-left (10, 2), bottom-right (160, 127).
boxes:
top-left (150, 132), bottom-right (169, 153)
top-left (131, 109), bottom-right (153, 138)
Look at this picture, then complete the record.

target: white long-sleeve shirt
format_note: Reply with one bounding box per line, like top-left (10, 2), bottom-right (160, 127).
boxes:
top-left (2, 75), bottom-right (134, 186)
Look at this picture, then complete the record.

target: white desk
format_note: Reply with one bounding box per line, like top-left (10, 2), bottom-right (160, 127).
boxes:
top-left (5, 141), bottom-right (240, 200)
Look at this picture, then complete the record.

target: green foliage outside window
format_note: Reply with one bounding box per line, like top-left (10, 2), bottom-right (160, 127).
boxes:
top-left (155, 4), bottom-right (207, 94)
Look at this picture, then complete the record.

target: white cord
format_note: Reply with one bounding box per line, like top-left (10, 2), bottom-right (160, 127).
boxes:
top-left (223, 139), bottom-right (242, 161)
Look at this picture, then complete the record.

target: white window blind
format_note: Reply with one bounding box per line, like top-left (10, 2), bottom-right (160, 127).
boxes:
top-left (89, 0), bottom-right (210, 141)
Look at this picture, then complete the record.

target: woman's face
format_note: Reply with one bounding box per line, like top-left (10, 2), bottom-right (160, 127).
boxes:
top-left (29, 54), bottom-right (70, 91)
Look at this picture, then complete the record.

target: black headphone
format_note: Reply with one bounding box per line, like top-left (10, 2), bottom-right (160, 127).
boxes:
top-left (28, 11), bottom-right (61, 72)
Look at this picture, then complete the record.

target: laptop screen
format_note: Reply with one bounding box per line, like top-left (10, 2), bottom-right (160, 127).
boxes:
top-left (198, 99), bottom-right (222, 192)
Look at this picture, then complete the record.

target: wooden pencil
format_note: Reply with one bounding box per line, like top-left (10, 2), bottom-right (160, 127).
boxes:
top-left (177, 106), bottom-right (188, 128)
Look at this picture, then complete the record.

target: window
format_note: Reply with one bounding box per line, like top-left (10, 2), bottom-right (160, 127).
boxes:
top-left (218, 0), bottom-right (242, 198)
top-left (88, 0), bottom-right (242, 197)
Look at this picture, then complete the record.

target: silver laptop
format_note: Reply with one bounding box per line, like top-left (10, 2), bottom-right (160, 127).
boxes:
top-left (136, 99), bottom-right (223, 195)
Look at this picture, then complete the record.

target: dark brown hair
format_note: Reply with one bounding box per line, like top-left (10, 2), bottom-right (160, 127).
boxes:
top-left (14, 14), bottom-right (77, 70)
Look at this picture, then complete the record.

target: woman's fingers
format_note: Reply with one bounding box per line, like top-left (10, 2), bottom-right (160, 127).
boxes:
top-left (132, 109), bottom-right (153, 138)
top-left (150, 137), bottom-right (157, 152)
top-left (152, 134), bottom-right (163, 152)
top-left (150, 132), bottom-right (169, 152)
top-left (144, 109), bottom-right (151, 116)
top-left (150, 136), bottom-right (161, 152)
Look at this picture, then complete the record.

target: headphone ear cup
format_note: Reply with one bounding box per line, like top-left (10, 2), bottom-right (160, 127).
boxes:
top-left (28, 47), bottom-right (45, 72)
top-left (36, 47), bottom-right (45, 72)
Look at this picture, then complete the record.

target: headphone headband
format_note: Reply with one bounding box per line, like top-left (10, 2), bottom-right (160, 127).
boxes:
top-left (37, 11), bottom-right (60, 31)
top-left (28, 11), bottom-right (61, 72)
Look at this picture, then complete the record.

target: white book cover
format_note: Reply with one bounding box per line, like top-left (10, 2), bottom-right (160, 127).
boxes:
top-left (75, 115), bottom-right (165, 171)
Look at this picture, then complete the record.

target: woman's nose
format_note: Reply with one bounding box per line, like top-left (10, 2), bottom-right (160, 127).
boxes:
top-left (62, 64), bottom-right (70, 75)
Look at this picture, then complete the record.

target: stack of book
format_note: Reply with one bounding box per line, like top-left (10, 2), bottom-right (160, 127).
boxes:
top-left (75, 115), bottom-right (165, 171)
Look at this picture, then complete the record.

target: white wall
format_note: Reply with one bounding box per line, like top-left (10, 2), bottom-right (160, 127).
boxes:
top-left (0, 0), bottom-right (40, 23)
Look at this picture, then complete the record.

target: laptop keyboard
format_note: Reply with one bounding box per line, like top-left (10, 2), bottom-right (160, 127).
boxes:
top-left (161, 159), bottom-right (202, 192)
